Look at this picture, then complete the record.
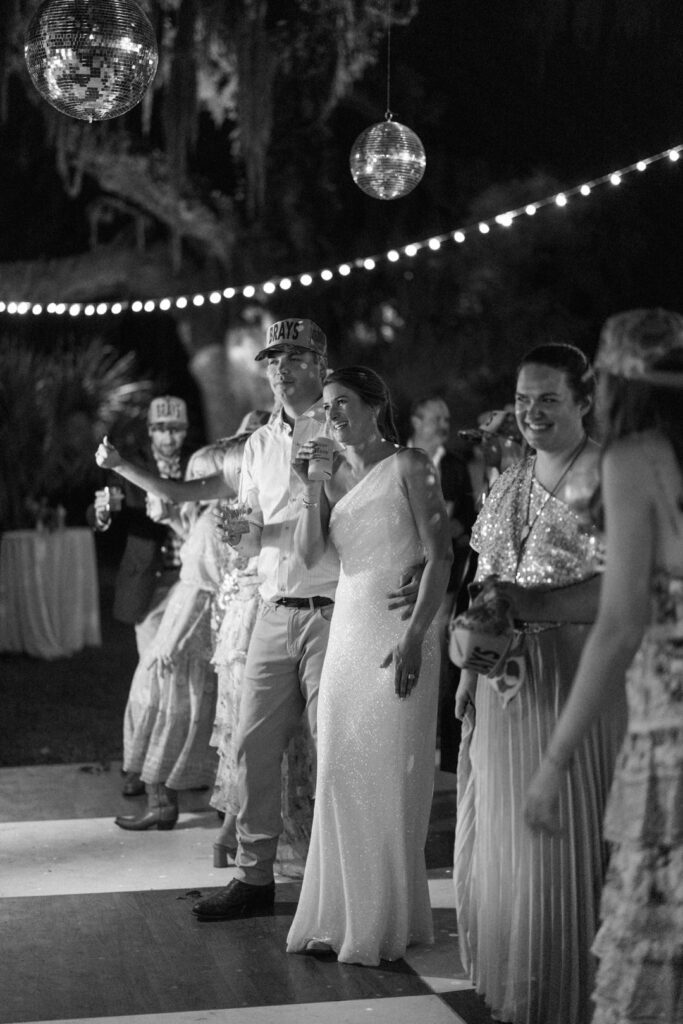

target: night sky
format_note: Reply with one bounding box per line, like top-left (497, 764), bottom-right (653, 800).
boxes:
top-left (1, 1), bottom-right (683, 415)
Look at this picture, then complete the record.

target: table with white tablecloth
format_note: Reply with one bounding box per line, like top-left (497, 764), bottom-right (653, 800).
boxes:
top-left (0, 527), bottom-right (101, 659)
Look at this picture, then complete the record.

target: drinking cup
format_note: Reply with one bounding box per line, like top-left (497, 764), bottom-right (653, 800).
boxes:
top-left (307, 436), bottom-right (335, 482)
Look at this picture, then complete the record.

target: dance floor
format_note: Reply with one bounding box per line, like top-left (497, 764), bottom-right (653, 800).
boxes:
top-left (0, 761), bottom-right (495, 1024)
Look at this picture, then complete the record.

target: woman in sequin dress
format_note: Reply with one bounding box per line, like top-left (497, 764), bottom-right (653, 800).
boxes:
top-left (453, 344), bottom-right (626, 1024)
top-left (210, 442), bottom-right (315, 876)
top-left (285, 366), bottom-right (453, 965)
top-left (526, 310), bottom-right (683, 1024)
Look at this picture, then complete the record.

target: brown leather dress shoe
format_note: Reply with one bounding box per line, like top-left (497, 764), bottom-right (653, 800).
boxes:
top-left (192, 878), bottom-right (275, 920)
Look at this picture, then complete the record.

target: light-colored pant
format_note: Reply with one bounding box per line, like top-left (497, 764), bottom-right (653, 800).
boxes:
top-left (235, 599), bottom-right (333, 885)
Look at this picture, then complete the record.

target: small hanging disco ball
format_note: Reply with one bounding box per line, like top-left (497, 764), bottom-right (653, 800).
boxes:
top-left (24, 0), bottom-right (158, 123)
top-left (350, 116), bottom-right (426, 200)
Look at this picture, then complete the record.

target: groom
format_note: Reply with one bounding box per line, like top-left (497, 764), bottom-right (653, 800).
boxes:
top-left (192, 318), bottom-right (417, 921)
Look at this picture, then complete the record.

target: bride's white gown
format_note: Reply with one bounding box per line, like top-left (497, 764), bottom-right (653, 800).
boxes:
top-left (286, 453), bottom-right (440, 965)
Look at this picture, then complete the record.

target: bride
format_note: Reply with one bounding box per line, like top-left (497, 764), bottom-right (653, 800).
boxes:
top-left (285, 365), bottom-right (453, 965)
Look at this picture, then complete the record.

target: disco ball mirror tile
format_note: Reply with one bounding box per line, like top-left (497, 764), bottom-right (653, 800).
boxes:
top-left (350, 120), bottom-right (426, 200)
top-left (25, 0), bottom-right (158, 122)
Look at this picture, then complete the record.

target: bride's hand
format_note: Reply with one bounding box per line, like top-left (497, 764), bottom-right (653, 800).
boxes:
top-left (95, 435), bottom-right (122, 470)
top-left (291, 440), bottom-right (315, 483)
top-left (292, 440), bottom-right (343, 484)
top-left (380, 634), bottom-right (422, 699)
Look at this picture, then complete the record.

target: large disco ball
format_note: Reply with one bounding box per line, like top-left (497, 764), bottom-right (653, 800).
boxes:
top-left (350, 118), bottom-right (426, 200)
top-left (25, 0), bottom-right (158, 122)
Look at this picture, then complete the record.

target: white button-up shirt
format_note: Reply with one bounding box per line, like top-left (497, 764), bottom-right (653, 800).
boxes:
top-left (239, 402), bottom-right (340, 603)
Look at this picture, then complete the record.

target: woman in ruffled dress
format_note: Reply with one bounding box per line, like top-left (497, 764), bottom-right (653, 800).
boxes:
top-left (526, 309), bottom-right (683, 1024)
top-left (112, 442), bottom-right (230, 830)
top-left (454, 343), bottom-right (626, 1024)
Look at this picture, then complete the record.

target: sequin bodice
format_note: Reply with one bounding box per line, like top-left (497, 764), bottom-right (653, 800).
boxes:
top-left (329, 452), bottom-right (423, 590)
top-left (626, 570), bottom-right (683, 732)
top-left (471, 456), bottom-right (596, 588)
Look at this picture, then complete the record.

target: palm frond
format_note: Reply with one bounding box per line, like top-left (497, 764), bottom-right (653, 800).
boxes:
top-left (0, 337), bottom-right (154, 529)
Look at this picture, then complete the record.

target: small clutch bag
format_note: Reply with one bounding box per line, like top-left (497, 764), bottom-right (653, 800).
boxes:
top-left (448, 578), bottom-right (514, 676)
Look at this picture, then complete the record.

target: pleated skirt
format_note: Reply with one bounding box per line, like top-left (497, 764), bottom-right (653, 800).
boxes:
top-left (454, 624), bottom-right (626, 1024)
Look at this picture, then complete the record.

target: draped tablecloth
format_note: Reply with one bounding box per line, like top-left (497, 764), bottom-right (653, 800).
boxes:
top-left (0, 528), bottom-right (101, 659)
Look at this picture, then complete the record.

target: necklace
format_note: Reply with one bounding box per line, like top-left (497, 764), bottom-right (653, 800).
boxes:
top-left (520, 435), bottom-right (588, 546)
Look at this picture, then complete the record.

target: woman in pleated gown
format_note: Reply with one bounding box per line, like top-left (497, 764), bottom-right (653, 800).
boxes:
top-left (454, 343), bottom-right (626, 1024)
top-left (526, 309), bottom-right (683, 1024)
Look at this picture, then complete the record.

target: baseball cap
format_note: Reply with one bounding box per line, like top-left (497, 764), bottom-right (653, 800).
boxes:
top-left (255, 318), bottom-right (327, 361)
top-left (147, 395), bottom-right (188, 427)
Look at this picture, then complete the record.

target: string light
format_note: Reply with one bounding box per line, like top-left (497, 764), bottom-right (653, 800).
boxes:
top-left (2, 143), bottom-right (681, 317)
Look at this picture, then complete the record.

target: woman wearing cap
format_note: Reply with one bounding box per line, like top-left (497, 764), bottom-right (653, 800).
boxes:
top-left (526, 310), bottom-right (683, 1024)
top-left (453, 343), bottom-right (626, 1024)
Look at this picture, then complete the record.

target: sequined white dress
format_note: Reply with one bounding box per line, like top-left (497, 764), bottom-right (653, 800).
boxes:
top-left (454, 456), bottom-right (625, 1024)
top-left (286, 453), bottom-right (440, 965)
top-left (591, 570), bottom-right (683, 1024)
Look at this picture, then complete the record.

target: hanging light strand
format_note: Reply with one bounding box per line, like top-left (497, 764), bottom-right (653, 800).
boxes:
top-left (1, 144), bottom-right (680, 318)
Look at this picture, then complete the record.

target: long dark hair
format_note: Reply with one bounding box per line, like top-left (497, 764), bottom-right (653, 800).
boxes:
top-left (324, 366), bottom-right (399, 443)
top-left (517, 343), bottom-right (596, 434)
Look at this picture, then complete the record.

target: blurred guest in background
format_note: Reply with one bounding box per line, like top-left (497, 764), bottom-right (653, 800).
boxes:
top-left (407, 394), bottom-right (476, 772)
top-left (525, 309), bottom-right (683, 1024)
top-left (88, 395), bottom-right (191, 797)
top-left (459, 407), bottom-right (526, 511)
top-left (454, 344), bottom-right (625, 1024)
top-left (106, 441), bottom-right (230, 831)
top-left (89, 395), bottom-right (190, 651)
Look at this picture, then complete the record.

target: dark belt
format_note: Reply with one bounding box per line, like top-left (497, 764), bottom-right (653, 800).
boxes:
top-left (273, 596), bottom-right (334, 609)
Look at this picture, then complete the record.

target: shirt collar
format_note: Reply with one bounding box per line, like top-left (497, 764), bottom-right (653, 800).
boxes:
top-left (272, 397), bottom-right (325, 432)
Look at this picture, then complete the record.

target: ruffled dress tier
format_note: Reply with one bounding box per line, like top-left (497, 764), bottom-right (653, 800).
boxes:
top-left (591, 571), bottom-right (683, 1024)
top-left (124, 510), bottom-right (224, 790)
top-left (454, 456), bottom-right (626, 1024)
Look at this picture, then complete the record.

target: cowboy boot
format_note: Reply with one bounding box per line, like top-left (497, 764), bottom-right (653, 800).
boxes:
top-left (115, 783), bottom-right (178, 831)
top-left (121, 771), bottom-right (145, 797)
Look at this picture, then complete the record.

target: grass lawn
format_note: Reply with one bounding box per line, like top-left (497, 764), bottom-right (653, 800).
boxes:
top-left (0, 550), bottom-right (138, 767)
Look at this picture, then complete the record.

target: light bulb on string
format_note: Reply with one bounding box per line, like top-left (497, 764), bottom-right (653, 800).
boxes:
top-left (24, 0), bottom-right (158, 123)
top-left (349, 2), bottom-right (426, 200)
